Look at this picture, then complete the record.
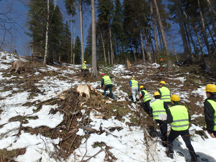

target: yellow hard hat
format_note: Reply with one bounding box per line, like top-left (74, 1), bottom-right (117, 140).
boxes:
top-left (170, 94), bottom-right (180, 102)
top-left (153, 91), bottom-right (160, 96)
top-left (84, 61), bottom-right (86, 63)
top-left (204, 84), bottom-right (216, 93)
top-left (131, 77), bottom-right (134, 80)
top-left (140, 85), bottom-right (144, 89)
top-left (159, 81), bottom-right (166, 85)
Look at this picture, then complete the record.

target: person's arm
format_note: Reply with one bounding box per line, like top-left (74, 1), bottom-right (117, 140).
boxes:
top-left (188, 113), bottom-right (191, 122)
top-left (139, 91), bottom-right (144, 99)
top-left (138, 83), bottom-right (140, 92)
top-left (158, 89), bottom-right (161, 96)
top-left (204, 100), bottom-right (215, 134)
top-left (129, 81), bottom-right (132, 89)
top-left (101, 78), bottom-right (104, 87)
top-left (165, 109), bottom-right (173, 123)
top-left (164, 102), bottom-right (168, 110)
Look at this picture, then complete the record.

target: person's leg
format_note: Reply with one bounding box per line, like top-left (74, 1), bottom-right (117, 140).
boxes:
top-left (103, 85), bottom-right (109, 99)
top-left (135, 87), bottom-right (139, 101)
top-left (167, 129), bottom-right (180, 158)
top-left (146, 100), bottom-right (151, 114)
top-left (143, 102), bottom-right (150, 114)
top-left (131, 87), bottom-right (136, 102)
top-left (109, 85), bottom-right (116, 100)
top-left (158, 120), bottom-right (168, 147)
top-left (181, 130), bottom-right (197, 161)
top-left (83, 69), bottom-right (86, 77)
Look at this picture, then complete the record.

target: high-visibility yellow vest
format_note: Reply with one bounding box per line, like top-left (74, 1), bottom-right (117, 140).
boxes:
top-left (207, 100), bottom-right (216, 131)
top-left (151, 100), bottom-right (166, 120)
top-left (82, 63), bottom-right (87, 69)
top-left (103, 75), bottom-right (112, 85)
top-left (141, 90), bottom-right (151, 103)
top-left (159, 86), bottom-right (171, 102)
top-left (131, 80), bottom-right (138, 88)
top-left (169, 105), bottom-right (189, 131)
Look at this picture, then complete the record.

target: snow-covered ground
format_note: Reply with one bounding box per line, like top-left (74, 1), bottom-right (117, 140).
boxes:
top-left (0, 52), bottom-right (216, 162)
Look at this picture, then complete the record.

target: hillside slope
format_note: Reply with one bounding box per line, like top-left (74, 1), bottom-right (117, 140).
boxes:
top-left (0, 52), bottom-right (216, 162)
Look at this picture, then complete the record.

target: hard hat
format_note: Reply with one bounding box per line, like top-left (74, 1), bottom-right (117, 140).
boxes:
top-left (204, 84), bottom-right (216, 93)
top-left (131, 77), bottom-right (134, 80)
top-left (101, 73), bottom-right (105, 76)
top-left (159, 81), bottom-right (166, 85)
top-left (84, 61), bottom-right (86, 63)
top-left (140, 85), bottom-right (144, 89)
top-left (170, 94), bottom-right (180, 102)
top-left (153, 91), bottom-right (160, 96)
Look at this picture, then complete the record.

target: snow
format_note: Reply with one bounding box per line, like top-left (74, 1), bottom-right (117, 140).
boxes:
top-left (0, 51), bottom-right (216, 162)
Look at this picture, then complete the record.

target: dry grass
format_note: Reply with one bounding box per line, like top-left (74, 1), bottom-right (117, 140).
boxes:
top-left (0, 148), bottom-right (26, 162)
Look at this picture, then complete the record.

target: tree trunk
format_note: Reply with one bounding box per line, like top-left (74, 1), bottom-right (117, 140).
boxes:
top-left (149, 0), bottom-right (159, 57)
top-left (206, 0), bottom-right (216, 34)
top-left (122, 45), bottom-right (126, 64)
top-left (109, 23), bottom-right (114, 64)
top-left (143, 31), bottom-right (152, 63)
top-left (158, 26), bottom-right (163, 50)
top-left (153, 0), bottom-right (170, 57)
top-left (198, 0), bottom-right (211, 55)
top-left (193, 23), bottom-right (204, 57)
top-left (207, 25), bottom-right (216, 47)
top-left (184, 22), bottom-right (192, 53)
top-left (44, 0), bottom-right (49, 65)
top-left (91, 0), bottom-right (97, 77)
top-left (73, 26), bottom-right (76, 64)
top-left (108, 49), bottom-right (110, 64)
top-left (168, 30), bottom-right (178, 62)
top-left (70, 8), bottom-right (73, 64)
top-left (132, 44), bottom-right (137, 63)
top-left (174, 0), bottom-right (190, 61)
top-left (54, 0), bottom-right (58, 10)
top-left (80, 0), bottom-right (84, 63)
top-left (140, 31), bottom-right (145, 63)
top-left (100, 31), bottom-right (107, 63)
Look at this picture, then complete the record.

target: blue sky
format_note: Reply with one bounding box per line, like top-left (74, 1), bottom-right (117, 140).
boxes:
top-left (0, 0), bottom-right (187, 57)
top-left (0, 0), bottom-right (92, 56)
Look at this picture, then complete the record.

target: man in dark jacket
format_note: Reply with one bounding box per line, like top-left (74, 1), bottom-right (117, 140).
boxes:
top-left (101, 73), bottom-right (116, 100)
top-left (166, 94), bottom-right (197, 162)
top-left (203, 84), bottom-right (216, 138)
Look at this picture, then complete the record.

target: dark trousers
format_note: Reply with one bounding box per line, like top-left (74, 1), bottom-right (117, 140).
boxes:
top-left (143, 100), bottom-right (151, 115)
top-left (82, 69), bottom-right (88, 77)
top-left (168, 129), bottom-right (197, 161)
top-left (104, 84), bottom-right (115, 99)
top-left (155, 120), bottom-right (167, 145)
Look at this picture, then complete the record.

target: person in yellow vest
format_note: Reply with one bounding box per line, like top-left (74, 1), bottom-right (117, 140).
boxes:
top-left (82, 61), bottom-right (87, 77)
top-left (139, 85), bottom-right (151, 114)
top-left (101, 73), bottom-right (116, 100)
top-left (203, 84), bottom-right (216, 138)
top-left (158, 81), bottom-right (171, 105)
top-left (166, 94), bottom-right (197, 162)
top-left (150, 91), bottom-right (168, 147)
top-left (129, 77), bottom-right (140, 103)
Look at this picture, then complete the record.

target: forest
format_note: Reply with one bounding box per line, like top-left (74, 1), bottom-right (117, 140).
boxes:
top-left (1, 0), bottom-right (216, 77)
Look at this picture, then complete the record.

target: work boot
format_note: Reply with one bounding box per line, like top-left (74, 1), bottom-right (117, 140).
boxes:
top-left (113, 95), bottom-right (116, 100)
top-left (162, 141), bottom-right (167, 147)
top-left (103, 94), bottom-right (107, 99)
top-left (166, 151), bottom-right (173, 159)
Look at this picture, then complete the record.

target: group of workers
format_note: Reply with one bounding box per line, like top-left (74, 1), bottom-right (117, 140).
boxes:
top-left (99, 72), bottom-right (216, 162)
